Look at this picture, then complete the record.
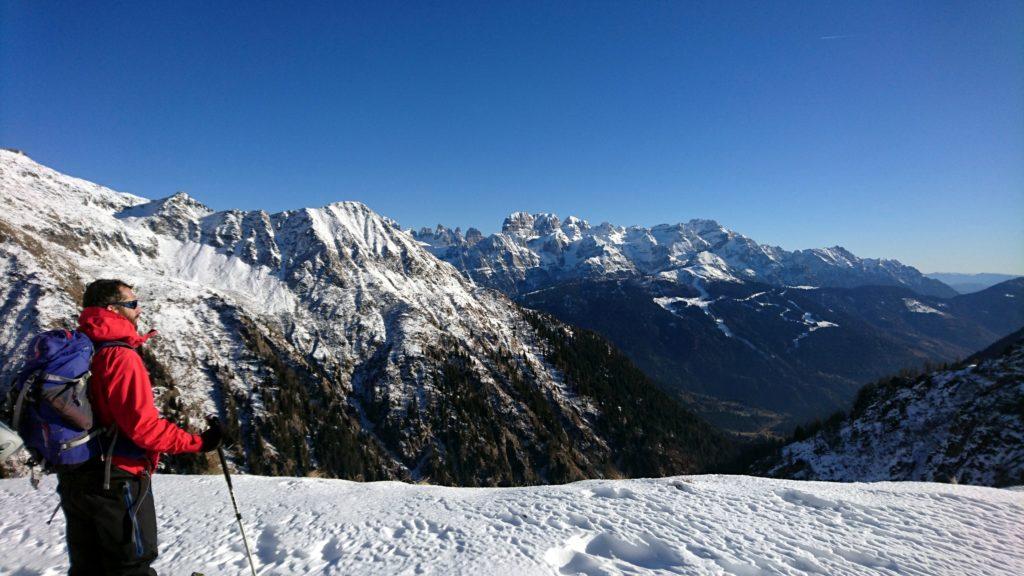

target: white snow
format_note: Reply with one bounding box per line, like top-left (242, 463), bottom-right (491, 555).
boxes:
top-left (682, 251), bottom-right (743, 284)
top-left (653, 277), bottom-right (738, 339)
top-left (902, 298), bottom-right (946, 315)
top-left (792, 312), bottom-right (839, 349)
top-left (736, 291), bottom-right (767, 302)
top-left (1, 474), bottom-right (1021, 575)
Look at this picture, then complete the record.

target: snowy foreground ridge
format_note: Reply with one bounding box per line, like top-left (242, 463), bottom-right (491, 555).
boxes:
top-left (2, 475), bottom-right (1022, 575)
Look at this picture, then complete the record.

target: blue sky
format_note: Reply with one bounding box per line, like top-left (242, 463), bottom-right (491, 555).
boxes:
top-left (2, 1), bottom-right (1022, 273)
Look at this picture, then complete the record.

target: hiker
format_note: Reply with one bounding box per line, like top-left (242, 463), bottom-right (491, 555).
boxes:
top-left (58, 279), bottom-right (225, 575)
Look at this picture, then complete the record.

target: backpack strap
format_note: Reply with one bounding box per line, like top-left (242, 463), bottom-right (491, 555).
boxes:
top-left (60, 428), bottom-right (106, 452)
top-left (10, 370), bottom-right (39, 432)
top-left (91, 340), bottom-right (139, 490)
top-left (39, 372), bottom-right (89, 383)
top-left (96, 341), bottom-right (134, 351)
top-left (103, 426), bottom-right (118, 491)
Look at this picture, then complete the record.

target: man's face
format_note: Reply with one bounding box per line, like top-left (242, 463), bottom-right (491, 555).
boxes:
top-left (107, 286), bottom-right (141, 326)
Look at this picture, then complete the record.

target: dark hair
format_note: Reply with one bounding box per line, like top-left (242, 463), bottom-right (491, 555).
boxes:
top-left (82, 279), bottom-right (133, 308)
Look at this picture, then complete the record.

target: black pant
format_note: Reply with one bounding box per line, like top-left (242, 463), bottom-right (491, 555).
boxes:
top-left (56, 461), bottom-right (158, 576)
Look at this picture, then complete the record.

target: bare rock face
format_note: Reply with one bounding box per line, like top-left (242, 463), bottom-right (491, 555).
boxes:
top-left (0, 150), bottom-right (728, 485)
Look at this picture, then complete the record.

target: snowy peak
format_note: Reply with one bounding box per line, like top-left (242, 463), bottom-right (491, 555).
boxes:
top-left (115, 192), bottom-right (214, 242)
top-left (499, 211), bottom-right (593, 241)
top-left (463, 227), bottom-right (484, 245)
top-left (681, 218), bottom-right (729, 241)
top-left (501, 211), bottom-right (562, 238)
top-left (294, 201), bottom-right (456, 281)
top-left (806, 246), bottom-right (858, 266)
top-left (117, 191), bottom-right (213, 219)
top-left (415, 224), bottom-right (464, 249)
top-left (501, 211), bottom-right (538, 236)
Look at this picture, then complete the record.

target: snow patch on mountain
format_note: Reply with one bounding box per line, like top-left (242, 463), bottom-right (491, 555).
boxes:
top-left (793, 313), bottom-right (839, 348)
top-left (652, 275), bottom-right (741, 340)
top-left (903, 298), bottom-right (946, 315)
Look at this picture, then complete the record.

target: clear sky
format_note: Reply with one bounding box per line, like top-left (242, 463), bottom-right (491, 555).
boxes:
top-left (2, 1), bottom-right (1022, 274)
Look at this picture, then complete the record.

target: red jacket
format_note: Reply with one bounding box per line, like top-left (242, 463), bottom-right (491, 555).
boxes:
top-left (78, 307), bottom-right (203, 475)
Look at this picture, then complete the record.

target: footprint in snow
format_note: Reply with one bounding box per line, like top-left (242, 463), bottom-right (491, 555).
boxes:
top-left (256, 526), bottom-right (287, 565)
top-left (545, 532), bottom-right (687, 575)
top-left (589, 485), bottom-right (636, 499)
top-left (777, 489), bottom-right (836, 510)
top-left (320, 536), bottom-right (345, 563)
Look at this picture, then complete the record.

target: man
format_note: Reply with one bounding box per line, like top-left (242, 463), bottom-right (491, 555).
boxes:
top-left (58, 279), bottom-right (224, 575)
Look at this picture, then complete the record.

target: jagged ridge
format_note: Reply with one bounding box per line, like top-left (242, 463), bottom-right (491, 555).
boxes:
top-left (413, 212), bottom-right (957, 297)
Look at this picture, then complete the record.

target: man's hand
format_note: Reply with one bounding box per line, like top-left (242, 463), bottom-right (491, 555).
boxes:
top-left (199, 416), bottom-right (226, 453)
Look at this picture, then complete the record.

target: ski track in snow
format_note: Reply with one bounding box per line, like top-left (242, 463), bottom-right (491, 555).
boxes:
top-left (1, 475), bottom-right (1021, 575)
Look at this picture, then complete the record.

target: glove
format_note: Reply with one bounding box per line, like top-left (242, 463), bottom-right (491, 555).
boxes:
top-left (199, 416), bottom-right (225, 453)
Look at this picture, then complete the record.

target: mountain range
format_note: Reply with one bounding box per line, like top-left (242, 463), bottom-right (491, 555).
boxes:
top-left (0, 149), bottom-right (728, 485)
top-left (2, 149), bottom-right (1021, 487)
top-left (413, 214), bottom-right (958, 298)
top-left (414, 214), bottom-right (1024, 432)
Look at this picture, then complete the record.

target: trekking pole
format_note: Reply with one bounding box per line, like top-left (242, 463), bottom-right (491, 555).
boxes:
top-left (217, 446), bottom-right (258, 576)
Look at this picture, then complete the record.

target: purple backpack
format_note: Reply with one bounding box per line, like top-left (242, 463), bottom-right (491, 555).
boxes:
top-left (8, 329), bottom-right (103, 469)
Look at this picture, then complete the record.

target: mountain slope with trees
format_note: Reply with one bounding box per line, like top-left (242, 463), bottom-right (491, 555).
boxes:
top-left (757, 328), bottom-right (1024, 487)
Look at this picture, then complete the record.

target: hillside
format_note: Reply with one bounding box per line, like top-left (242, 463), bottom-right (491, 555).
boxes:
top-left (760, 329), bottom-right (1024, 487)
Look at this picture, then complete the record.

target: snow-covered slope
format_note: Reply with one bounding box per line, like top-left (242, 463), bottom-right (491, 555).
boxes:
top-left (413, 212), bottom-right (957, 298)
top-left (2, 474), bottom-right (1020, 575)
top-left (764, 329), bottom-right (1024, 486)
top-left (0, 149), bottom-right (725, 484)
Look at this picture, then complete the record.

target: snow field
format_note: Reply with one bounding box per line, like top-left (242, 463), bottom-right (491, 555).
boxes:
top-left (1, 474), bottom-right (1022, 575)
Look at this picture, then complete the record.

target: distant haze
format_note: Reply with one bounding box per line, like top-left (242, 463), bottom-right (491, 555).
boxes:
top-left (925, 273), bottom-right (1023, 294)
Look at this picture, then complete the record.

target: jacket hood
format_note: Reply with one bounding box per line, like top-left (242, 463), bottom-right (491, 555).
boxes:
top-left (78, 307), bottom-right (153, 347)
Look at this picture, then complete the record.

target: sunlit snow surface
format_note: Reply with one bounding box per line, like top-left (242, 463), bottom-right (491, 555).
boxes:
top-left (2, 475), bottom-right (1021, 575)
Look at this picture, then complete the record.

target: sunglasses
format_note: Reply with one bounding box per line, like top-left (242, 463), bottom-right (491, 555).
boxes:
top-left (112, 300), bottom-right (140, 309)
